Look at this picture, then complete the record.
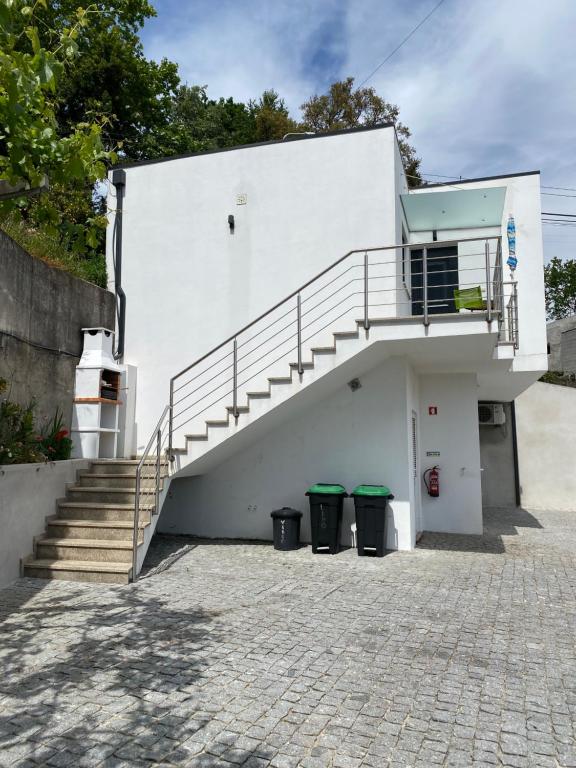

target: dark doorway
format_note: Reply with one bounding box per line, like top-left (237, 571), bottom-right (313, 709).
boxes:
top-left (411, 245), bottom-right (459, 315)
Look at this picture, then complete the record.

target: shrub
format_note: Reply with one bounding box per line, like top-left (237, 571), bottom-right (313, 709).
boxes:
top-left (37, 410), bottom-right (73, 461)
top-left (0, 379), bottom-right (74, 464)
top-left (0, 379), bottom-right (44, 464)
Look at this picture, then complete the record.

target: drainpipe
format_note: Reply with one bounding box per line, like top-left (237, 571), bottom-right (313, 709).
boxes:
top-left (111, 169), bottom-right (126, 360)
top-left (510, 401), bottom-right (521, 507)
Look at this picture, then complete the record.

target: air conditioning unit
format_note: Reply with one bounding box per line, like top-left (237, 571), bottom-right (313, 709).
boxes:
top-left (478, 403), bottom-right (506, 426)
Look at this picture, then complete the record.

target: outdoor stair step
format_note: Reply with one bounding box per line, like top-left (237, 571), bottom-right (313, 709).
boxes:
top-left (289, 362), bottom-right (314, 370)
top-left (65, 485), bottom-right (139, 503)
top-left (333, 330), bottom-right (359, 340)
top-left (23, 558), bottom-right (132, 584)
top-left (36, 538), bottom-right (133, 563)
top-left (77, 472), bottom-right (163, 490)
top-left (268, 376), bottom-right (292, 385)
top-left (37, 537), bottom-right (133, 549)
top-left (185, 434), bottom-right (209, 441)
top-left (47, 518), bottom-right (145, 542)
top-left (311, 346), bottom-right (336, 354)
top-left (89, 459), bottom-right (164, 473)
top-left (48, 518), bottom-right (146, 529)
top-left (205, 419), bottom-right (230, 427)
top-left (226, 405), bottom-right (250, 414)
top-left (57, 501), bottom-right (153, 511)
top-left (57, 501), bottom-right (152, 522)
top-left (247, 391), bottom-right (271, 399)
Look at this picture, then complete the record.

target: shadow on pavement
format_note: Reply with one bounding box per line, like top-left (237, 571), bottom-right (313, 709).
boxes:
top-left (417, 506), bottom-right (543, 555)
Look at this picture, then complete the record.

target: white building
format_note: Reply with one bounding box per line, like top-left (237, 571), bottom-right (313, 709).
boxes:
top-left (106, 124), bottom-right (547, 571)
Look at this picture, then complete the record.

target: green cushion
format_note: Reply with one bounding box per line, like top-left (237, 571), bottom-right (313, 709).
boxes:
top-left (454, 286), bottom-right (485, 310)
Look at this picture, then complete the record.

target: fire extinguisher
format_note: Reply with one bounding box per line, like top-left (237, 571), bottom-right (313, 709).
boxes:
top-left (423, 466), bottom-right (440, 497)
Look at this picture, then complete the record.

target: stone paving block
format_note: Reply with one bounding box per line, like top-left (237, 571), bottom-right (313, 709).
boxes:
top-left (1, 508), bottom-right (576, 768)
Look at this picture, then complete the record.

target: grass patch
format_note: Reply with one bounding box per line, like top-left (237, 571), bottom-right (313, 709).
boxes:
top-left (0, 214), bottom-right (106, 288)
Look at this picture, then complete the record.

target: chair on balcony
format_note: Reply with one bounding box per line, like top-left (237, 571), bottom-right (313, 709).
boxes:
top-left (454, 286), bottom-right (486, 311)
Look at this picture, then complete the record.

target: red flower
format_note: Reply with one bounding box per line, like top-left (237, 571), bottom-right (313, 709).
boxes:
top-left (55, 430), bottom-right (68, 440)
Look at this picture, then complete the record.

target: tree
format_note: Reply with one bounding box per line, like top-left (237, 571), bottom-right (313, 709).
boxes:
top-left (155, 85), bottom-right (257, 157)
top-left (31, 0), bottom-right (179, 160)
top-left (301, 77), bottom-right (421, 185)
top-left (0, 0), bottom-right (113, 247)
top-left (544, 257), bottom-right (576, 319)
top-left (0, 0), bottom-right (114, 264)
top-left (250, 90), bottom-right (299, 142)
top-left (2, 0), bottom-right (180, 274)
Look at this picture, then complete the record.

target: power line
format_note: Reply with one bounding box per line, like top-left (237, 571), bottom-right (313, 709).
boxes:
top-left (542, 212), bottom-right (576, 218)
top-left (358, 0), bottom-right (447, 87)
top-left (542, 185), bottom-right (576, 192)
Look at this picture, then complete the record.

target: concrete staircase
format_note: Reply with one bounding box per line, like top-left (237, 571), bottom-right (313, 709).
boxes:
top-left (23, 459), bottom-right (167, 584)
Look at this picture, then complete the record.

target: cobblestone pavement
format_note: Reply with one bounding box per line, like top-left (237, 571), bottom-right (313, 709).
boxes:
top-left (1, 507), bottom-right (576, 768)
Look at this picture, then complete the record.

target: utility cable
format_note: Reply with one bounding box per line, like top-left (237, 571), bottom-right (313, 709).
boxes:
top-left (358, 0), bottom-right (447, 87)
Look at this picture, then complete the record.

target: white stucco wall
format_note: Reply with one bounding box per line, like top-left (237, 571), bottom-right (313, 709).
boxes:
top-left (516, 382), bottom-right (576, 511)
top-left (159, 357), bottom-right (415, 550)
top-left (108, 127), bottom-right (402, 447)
top-left (0, 459), bottom-right (89, 589)
top-left (418, 374), bottom-right (483, 534)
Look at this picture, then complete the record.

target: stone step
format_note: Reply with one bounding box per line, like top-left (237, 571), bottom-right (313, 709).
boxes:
top-left (56, 501), bottom-right (153, 522)
top-left (36, 538), bottom-right (133, 563)
top-left (65, 485), bottom-right (139, 504)
top-left (77, 472), bottom-right (164, 490)
top-left (23, 558), bottom-right (132, 585)
top-left (87, 459), bottom-right (168, 476)
top-left (46, 518), bottom-right (145, 542)
top-left (226, 405), bottom-right (250, 415)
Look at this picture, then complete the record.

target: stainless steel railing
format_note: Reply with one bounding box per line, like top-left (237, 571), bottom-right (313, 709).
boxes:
top-left (132, 233), bottom-right (516, 579)
top-left (166, 235), bottom-right (507, 455)
top-left (131, 405), bottom-right (170, 581)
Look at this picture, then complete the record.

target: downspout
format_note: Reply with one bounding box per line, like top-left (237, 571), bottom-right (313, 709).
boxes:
top-left (510, 401), bottom-right (521, 507)
top-left (111, 168), bottom-right (126, 360)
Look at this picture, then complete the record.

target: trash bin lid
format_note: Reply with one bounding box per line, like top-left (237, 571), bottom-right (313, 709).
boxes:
top-left (306, 483), bottom-right (348, 496)
top-left (271, 507), bottom-right (302, 519)
top-left (351, 484), bottom-right (393, 497)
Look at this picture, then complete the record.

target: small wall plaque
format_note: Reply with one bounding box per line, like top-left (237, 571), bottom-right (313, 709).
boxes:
top-left (236, 193), bottom-right (247, 205)
top-left (428, 406), bottom-right (438, 415)
top-left (426, 451), bottom-right (441, 457)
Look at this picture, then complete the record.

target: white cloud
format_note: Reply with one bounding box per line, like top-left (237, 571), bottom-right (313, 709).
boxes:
top-left (144, 0), bottom-right (576, 260)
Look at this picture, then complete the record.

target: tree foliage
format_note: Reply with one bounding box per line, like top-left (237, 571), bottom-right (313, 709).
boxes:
top-left (301, 77), bottom-right (421, 185)
top-left (0, 0), bottom-right (112, 195)
top-left (0, 0), bottom-right (115, 262)
top-left (544, 257), bottom-right (576, 320)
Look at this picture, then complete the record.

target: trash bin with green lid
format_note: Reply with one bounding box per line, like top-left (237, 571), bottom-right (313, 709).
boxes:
top-left (351, 485), bottom-right (394, 557)
top-left (270, 507), bottom-right (302, 551)
top-left (305, 484), bottom-right (348, 554)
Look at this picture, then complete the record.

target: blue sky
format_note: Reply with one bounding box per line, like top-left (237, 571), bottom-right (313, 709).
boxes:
top-left (143, 0), bottom-right (576, 261)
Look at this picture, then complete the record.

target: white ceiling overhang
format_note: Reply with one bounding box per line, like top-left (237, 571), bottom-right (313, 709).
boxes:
top-left (401, 187), bottom-right (506, 232)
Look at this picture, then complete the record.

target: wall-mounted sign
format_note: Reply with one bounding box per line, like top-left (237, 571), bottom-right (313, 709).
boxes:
top-left (428, 406), bottom-right (438, 415)
top-left (236, 193), bottom-right (247, 205)
top-left (426, 451), bottom-right (441, 457)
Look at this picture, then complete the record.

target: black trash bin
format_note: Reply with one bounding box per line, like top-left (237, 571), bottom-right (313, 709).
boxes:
top-left (306, 484), bottom-right (348, 554)
top-left (352, 485), bottom-right (394, 557)
top-left (271, 507), bottom-right (302, 551)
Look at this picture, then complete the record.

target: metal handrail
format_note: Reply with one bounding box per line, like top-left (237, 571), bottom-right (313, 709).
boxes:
top-left (132, 404), bottom-right (170, 581)
top-left (133, 233), bottom-right (510, 578)
top-left (165, 233), bottom-right (503, 462)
